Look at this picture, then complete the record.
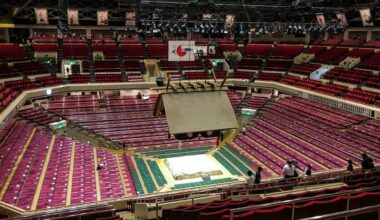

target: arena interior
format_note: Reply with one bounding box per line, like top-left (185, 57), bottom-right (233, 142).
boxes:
top-left (1, 0), bottom-right (380, 219)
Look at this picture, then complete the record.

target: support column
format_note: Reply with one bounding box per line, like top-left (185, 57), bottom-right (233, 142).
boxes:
top-left (343, 30), bottom-right (349, 41)
top-left (304, 33), bottom-right (311, 44)
top-left (0, 29), bottom-right (10, 42)
top-left (86, 28), bottom-right (91, 38)
top-left (367, 30), bottom-right (372, 42)
top-left (29, 28), bottom-right (33, 38)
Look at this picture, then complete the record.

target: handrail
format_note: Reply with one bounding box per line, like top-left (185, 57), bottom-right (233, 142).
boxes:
top-left (154, 192), bottom-right (226, 220)
top-left (299, 204), bottom-right (380, 220)
top-left (132, 168), bottom-right (347, 203)
top-left (228, 185), bottom-right (380, 220)
top-left (228, 168), bottom-right (377, 196)
top-left (14, 203), bottom-right (112, 218)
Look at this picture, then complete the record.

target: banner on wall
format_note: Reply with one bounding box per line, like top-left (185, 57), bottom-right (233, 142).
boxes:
top-left (359, 8), bottom-right (373, 26)
top-left (336, 12), bottom-right (348, 26)
top-left (125, 12), bottom-right (136, 27)
top-left (35, 8), bottom-right (49, 24)
top-left (168, 41), bottom-right (195, 61)
top-left (97, 10), bottom-right (108, 26)
top-left (67, 9), bottom-right (79, 25)
top-left (315, 13), bottom-right (326, 25)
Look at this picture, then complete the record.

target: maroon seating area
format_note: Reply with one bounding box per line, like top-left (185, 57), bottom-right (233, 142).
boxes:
top-left (93, 45), bottom-right (117, 59)
top-left (292, 63), bottom-right (321, 75)
top-left (324, 67), bottom-right (373, 84)
top-left (0, 86), bottom-right (18, 110)
top-left (280, 75), bottom-right (301, 85)
top-left (363, 40), bottom-right (380, 48)
top-left (127, 72), bottom-right (144, 82)
top-left (32, 44), bottom-right (58, 52)
top-left (32, 36), bottom-right (57, 43)
top-left (35, 75), bottom-right (63, 87)
top-left (0, 63), bottom-right (48, 79)
top-left (44, 95), bottom-right (215, 147)
top-left (319, 37), bottom-right (342, 46)
top-left (63, 37), bottom-right (87, 44)
top-left (264, 60), bottom-right (292, 71)
top-left (244, 44), bottom-right (272, 57)
top-left (344, 88), bottom-right (380, 104)
top-left (96, 74), bottom-right (123, 82)
top-left (69, 74), bottom-right (91, 83)
top-left (163, 177), bottom-right (380, 220)
top-left (257, 72), bottom-right (282, 81)
top-left (304, 46), bottom-right (326, 55)
top-left (120, 44), bottom-right (144, 58)
top-left (1, 32), bottom-right (380, 220)
top-left (238, 59), bottom-right (263, 69)
top-left (313, 47), bottom-right (348, 64)
top-left (234, 96), bottom-right (379, 177)
top-left (315, 83), bottom-right (348, 96)
top-left (270, 45), bottom-right (304, 59)
top-left (94, 61), bottom-right (121, 72)
top-left (367, 75), bottom-right (380, 88)
top-left (18, 108), bottom-right (59, 125)
top-left (2, 39), bottom-right (380, 110)
top-left (234, 71), bottom-right (254, 79)
top-left (0, 121), bottom-right (136, 210)
top-left (63, 44), bottom-right (88, 59)
top-left (147, 44), bottom-right (168, 58)
top-left (335, 48), bottom-right (373, 64)
top-left (185, 72), bottom-right (209, 80)
top-left (219, 44), bottom-right (237, 52)
top-left (340, 39), bottom-right (363, 47)
top-left (1, 89), bottom-right (380, 217)
top-left (360, 52), bottom-right (380, 70)
top-left (0, 44), bottom-right (29, 61)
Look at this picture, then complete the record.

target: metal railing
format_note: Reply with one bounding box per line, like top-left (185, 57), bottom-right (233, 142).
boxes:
top-left (154, 192), bottom-right (226, 220)
top-left (227, 185), bottom-right (380, 220)
top-left (3, 203), bottom-right (114, 220)
top-left (227, 168), bottom-right (378, 196)
top-left (299, 204), bottom-right (380, 220)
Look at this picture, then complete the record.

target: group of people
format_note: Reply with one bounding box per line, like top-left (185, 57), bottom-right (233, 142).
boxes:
top-left (282, 160), bottom-right (311, 179)
top-left (347, 153), bottom-right (375, 172)
top-left (247, 153), bottom-right (376, 185)
top-left (246, 167), bottom-right (262, 185)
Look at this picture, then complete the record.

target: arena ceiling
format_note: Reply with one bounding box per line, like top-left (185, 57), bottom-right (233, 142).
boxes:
top-left (0, 0), bottom-right (378, 27)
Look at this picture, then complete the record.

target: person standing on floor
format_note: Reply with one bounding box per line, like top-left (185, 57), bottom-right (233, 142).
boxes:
top-left (246, 170), bottom-right (255, 186)
top-left (361, 153), bottom-right (375, 171)
top-left (304, 164), bottom-right (312, 177)
top-left (347, 159), bottom-right (354, 172)
top-left (255, 167), bottom-right (262, 184)
top-left (283, 160), bottom-right (296, 179)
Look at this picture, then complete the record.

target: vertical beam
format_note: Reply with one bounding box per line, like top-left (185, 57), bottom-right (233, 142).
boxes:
top-left (93, 148), bottom-right (101, 202)
top-left (115, 154), bottom-right (129, 197)
top-left (30, 135), bottom-right (56, 211)
top-left (65, 141), bottom-right (76, 206)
